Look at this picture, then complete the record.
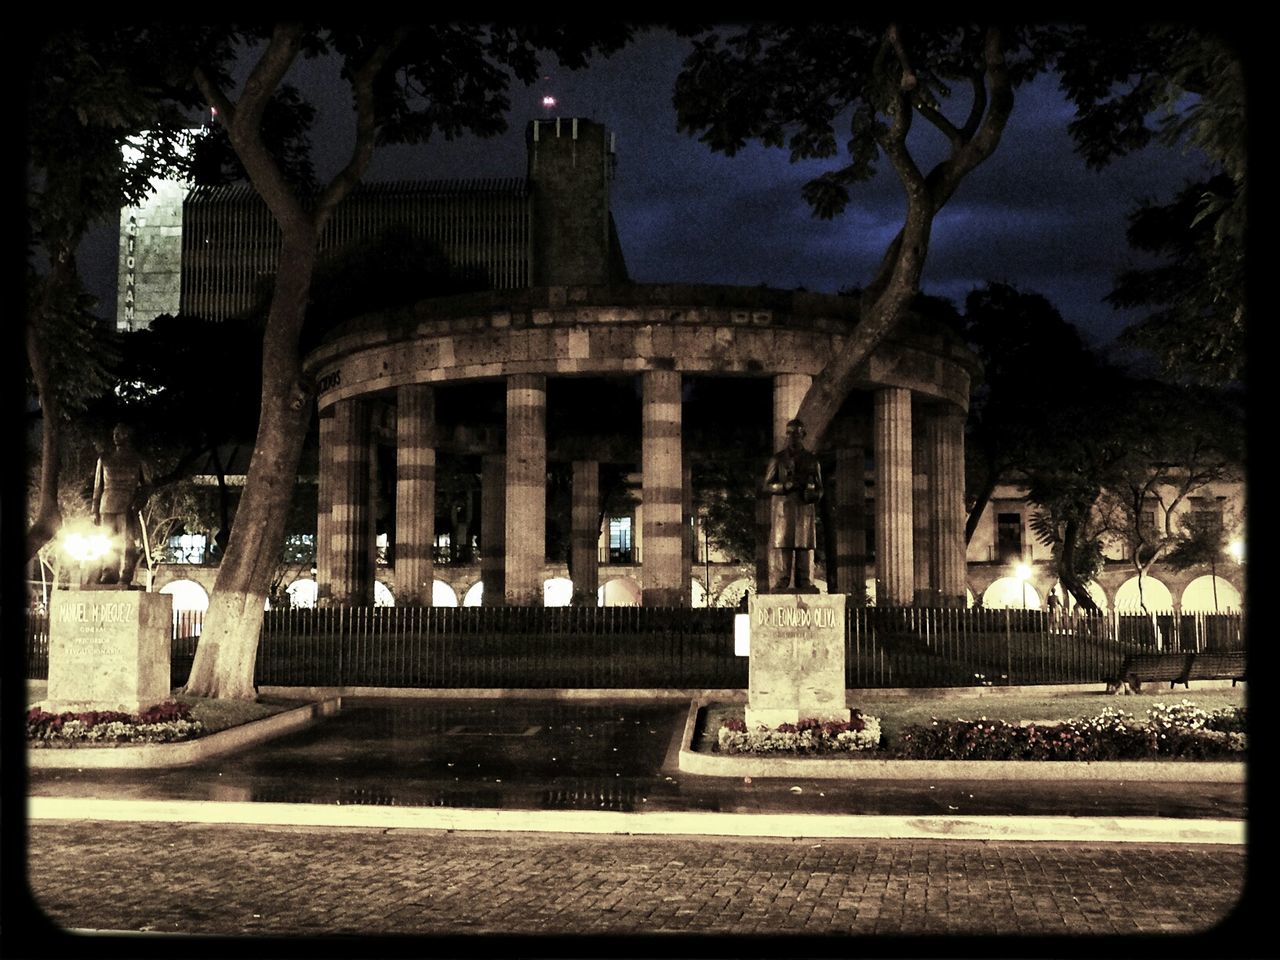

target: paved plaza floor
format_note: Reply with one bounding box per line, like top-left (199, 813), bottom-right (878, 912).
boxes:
top-left (24, 822), bottom-right (1247, 941)
top-left (16, 696), bottom-right (1256, 949)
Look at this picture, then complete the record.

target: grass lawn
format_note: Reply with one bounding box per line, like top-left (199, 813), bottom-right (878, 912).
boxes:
top-left (26, 680), bottom-right (299, 736)
top-left (697, 687), bottom-right (1247, 754)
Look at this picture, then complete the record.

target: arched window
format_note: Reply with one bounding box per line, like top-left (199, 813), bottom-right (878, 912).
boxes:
top-left (1180, 575), bottom-right (1242, 612)
top-left (981, 576), bottom-right (1042, 610)
top-left (544, 577), bottom-right (573, 607)
top-left (598, 576), bottom-right (641, 606)
top-left (433, 580), bottom-right (460, 607)
top-left (1114, 576), bottom-right (1173, 611)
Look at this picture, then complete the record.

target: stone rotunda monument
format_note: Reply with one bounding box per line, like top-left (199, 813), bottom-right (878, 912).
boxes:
top-left (294, 118), bottom-right (978, 609)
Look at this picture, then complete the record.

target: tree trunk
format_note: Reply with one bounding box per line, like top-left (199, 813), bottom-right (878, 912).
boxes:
top-left (26, 252), bottom-right (76, 562)
top-left (964, 468), bottom-right (998, 547)
top-left (184, 238), bottom-right (316, 699)
top-left (793, 230), bottom-right (931, 449)
top-left (1057, 517), bottom-right (1100, 613)
top-left (26, 322), bottom-right (62, 561)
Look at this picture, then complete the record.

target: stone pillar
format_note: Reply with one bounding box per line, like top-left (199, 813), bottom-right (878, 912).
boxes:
top-left (912, 417), bottom-right (933, 605)
top-left (571, 459), bottom-right (600, 606)
top-left (642, 370), bottom-right (685, 606)
top-left (772, 373), bottom-right (814, 590)
top-left (832, 440), bottom-right (868, 603)
top-left (315, 406), bottom-right (336, 605)
top-left (928, 404), bottom-right (968, 606)
top-left (480, 454), bottom-right (506, 606)
top-left (505, 375), bottom-right (546, 606)
top-left (773, 374), bottom-right (812, 449)
top-left (395, 385), bottom-right (435, 606)
top-left (330, 398), bottom-right (374, 605)
top-left (874, 387), bottom-right (914, 607)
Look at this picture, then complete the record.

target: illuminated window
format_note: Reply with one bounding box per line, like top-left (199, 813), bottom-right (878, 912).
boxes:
top-left (283, 533), bottom-right (314, 564)
top-left (608, 517), bottom-right (633, 564)
top-left (165, 533), bottom-right (207, 564)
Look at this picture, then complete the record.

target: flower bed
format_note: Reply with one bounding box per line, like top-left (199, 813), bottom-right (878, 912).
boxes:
top-left (895, 701), bottom-right (1246, 761)
top-left (717, 711), bottom-right (882, 754)
top-left (27, 701), bottom-right (205, 748)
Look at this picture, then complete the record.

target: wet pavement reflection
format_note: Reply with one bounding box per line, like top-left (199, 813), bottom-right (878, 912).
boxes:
top-left (27, 697), bottom-right (1246, 820)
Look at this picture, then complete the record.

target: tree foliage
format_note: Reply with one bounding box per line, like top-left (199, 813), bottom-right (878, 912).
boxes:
top-left (675, 24), bottom-right (1056, 447)
top-left (1092, 379), bottom-right (1243, 610)
top-left (155, 24), bottom-right (632, 698)
top-left (1056, 25), bottom-right (1246, 384)
top-left (26, 28), bottom-right (203, 560)
top-left (1109, 174), bottom-right (1244, 384)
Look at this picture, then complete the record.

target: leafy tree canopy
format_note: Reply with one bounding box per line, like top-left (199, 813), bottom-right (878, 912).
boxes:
top-left (26, 27), bottom-right (207, 559)
top-left (1056, 25), bottom-right (1246, 384)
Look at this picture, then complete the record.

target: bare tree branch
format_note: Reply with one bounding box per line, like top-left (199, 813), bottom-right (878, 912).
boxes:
top-left (315, 30), bottom-right (408, 227)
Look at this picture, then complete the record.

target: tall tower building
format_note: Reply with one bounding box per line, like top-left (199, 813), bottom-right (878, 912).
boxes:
top-left (116, 136), bottom-right (191, 331)
top-left (527, 117), bottom-right (627, 286)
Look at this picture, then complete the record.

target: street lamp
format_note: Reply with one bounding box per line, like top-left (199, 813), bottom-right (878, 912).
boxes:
top-left (1228, 538), bottom-right (1244, 564)
top-left (1014, 561), bottom-right (1032, 610)
top-left (58, 522), bottom-right (115, 588)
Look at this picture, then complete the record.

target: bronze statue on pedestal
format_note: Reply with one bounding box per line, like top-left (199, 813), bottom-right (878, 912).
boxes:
top-left (763, 418), bottom-right (822, 593)
top-left (92, 423), bottom-right (152, 587)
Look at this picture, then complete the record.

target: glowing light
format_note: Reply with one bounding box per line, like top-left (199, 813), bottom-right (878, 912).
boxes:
top-left (541, 95), bottom-right (557, 108)
top-left (1014, 562), bottom-right (1032, 581)
top-left (1228, 539), bottom-right (1244, 563)
top-left (60, 524), bottom-right (114, 565)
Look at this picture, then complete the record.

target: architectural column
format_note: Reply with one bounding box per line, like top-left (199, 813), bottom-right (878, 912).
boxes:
top-left (912, 417), bottom-right (933, 605)
top-left (395, 385), bottom-right (435, 606)
top-left (771, 373), bottom-right (813, 590)
top-left (571, 459), bottom-right (600, 606)
top-left (832, 435), bottom-right (868, 602)
top-left (505, 375), bottom-right (546, 606)
top-left (773, 374), bottom-right (812, 448)
top-left (329, 398), bottom-right (374, 605)
top-left (927, 404), bottom-right (967, 606)
top-left (315, 406), bottom-right (336, 605)
top-left (642, 370), bottom-right (685, 606)
top-left (480, 454), bottom-right (506, 606)
top-left (874, 387), bottom-right (914, 606)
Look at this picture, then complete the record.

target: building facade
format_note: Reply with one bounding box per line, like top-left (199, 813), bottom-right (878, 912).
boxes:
top-left (301, 118), bottom-right (977, 608)
top-left (964, 475), bottom-right (1246, 614)
top-left (128, 117), bottom-right (981, 610)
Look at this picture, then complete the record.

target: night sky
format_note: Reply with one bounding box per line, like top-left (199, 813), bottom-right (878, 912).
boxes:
top-left (79, 28), bottom-right (1214, 351)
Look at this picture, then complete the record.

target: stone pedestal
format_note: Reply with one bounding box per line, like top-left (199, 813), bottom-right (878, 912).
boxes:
top-left (745, 593), bottom-right (848, 728)
top-left (44, 590), bottom-right (173, 714)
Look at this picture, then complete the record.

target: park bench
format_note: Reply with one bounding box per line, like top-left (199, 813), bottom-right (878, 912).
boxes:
top-left (1185, 651), bottom-right (1246, 686)
top-left (1109, 653), bottom-right (1194, 694)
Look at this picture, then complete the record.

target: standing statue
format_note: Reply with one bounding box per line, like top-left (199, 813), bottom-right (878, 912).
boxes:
top-left (763, 418), bottom-right (823, 592)
top-left (92, 423), bottom-right (152, 587)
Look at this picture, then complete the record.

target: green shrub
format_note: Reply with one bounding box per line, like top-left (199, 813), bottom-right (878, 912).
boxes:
top-left (893, 703), bottom-right (1246, 761)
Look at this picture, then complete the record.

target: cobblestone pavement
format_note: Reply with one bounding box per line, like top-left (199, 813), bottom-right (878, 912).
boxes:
top-left (25, 821), bottom-right (1246, 940)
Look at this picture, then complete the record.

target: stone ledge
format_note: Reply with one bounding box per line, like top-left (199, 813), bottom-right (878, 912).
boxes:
top-left (677, 701), bottom-right (1246, 783)
top-left (26, 698), bottom-right (342, 770)
top-left (27, 797), bottom-right (1245, 844)
top-left (259, 685), bottom-right (749, 701)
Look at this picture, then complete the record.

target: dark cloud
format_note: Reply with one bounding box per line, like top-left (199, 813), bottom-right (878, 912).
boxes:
top-left (79, 29), bottom-right (1214, 352)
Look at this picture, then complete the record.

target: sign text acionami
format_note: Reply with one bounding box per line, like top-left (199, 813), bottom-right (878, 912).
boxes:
top-left (755, 605), bottom-right (837, 629)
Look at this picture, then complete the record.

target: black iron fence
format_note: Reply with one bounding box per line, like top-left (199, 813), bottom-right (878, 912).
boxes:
top-left (26, 605), bottom-right (1244, 689)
